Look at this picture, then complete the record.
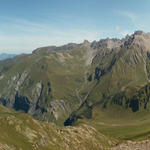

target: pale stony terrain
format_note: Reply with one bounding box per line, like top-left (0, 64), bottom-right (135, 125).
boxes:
top-left (0, 105), bottom-right (112, 150)
top-left (109, 140), bottom-right (150, 150)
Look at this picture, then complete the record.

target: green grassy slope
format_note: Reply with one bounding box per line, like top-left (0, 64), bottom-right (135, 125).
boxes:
top-left (1, 103), bottom-right (150, 149)
top-left (64, 32), bottom-right (150, 128)
top-left (1, 31), bottom-right (150, 129)
top-left (0, 44), bottom-right (97, 125)
top-left (1, 31), bottom-right (150, 149)
top-left (0, 104), bottom-right (114, 150)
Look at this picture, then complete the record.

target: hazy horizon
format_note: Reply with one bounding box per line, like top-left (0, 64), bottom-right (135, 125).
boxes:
top-left (0, 0), bottom-right (150, 53)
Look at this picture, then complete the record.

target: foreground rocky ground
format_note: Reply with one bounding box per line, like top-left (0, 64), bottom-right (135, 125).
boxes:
top-left (0, 103), bottom-right (150, 150)
top-left (109, 140), bottom-right (150, 150)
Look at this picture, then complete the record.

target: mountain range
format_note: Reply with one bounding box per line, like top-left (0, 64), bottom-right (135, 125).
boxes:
top-left (0, 53), bottom-right (16, 60)
top-left (1, 31), bottom-right (150, 149)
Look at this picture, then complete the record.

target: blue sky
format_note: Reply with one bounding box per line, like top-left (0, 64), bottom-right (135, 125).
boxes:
top-left (0, 0), bottom-right (150, 53)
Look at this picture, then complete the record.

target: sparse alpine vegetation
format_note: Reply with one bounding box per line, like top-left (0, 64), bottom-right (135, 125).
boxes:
top-left (0, 104), bottom-right (112, 150)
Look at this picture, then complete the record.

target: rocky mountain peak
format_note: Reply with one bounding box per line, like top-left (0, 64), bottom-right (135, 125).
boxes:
top-left (33, 43), bottom-right (80, 54)
top-left (83, 40), bottom-right (91, 47)
top-left (91, 38), bottom-right (122, 50)
top-left (83, 40), bottom-right (90, 44)
top-left (123, 31), bottom-right (150, 51)
top-left (134, 30), bottom-right (144, 36)
top-left (32, 31), bottom-right (150, 56)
